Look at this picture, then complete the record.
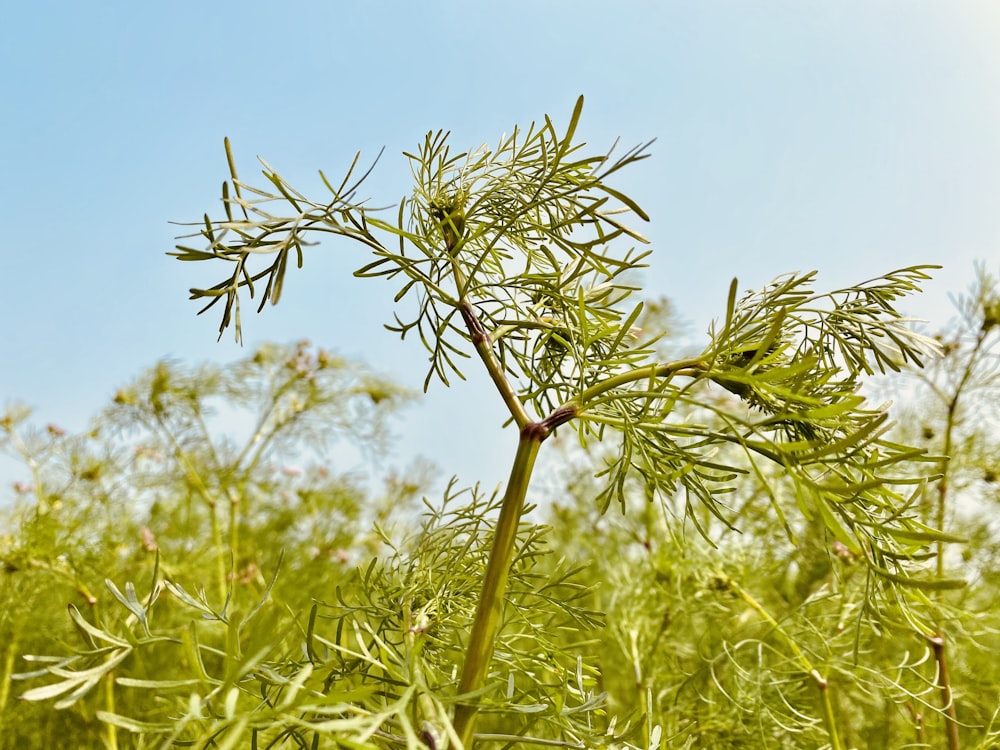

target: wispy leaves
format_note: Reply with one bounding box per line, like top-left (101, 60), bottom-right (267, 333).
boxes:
top-left (573, 267), bottom-right (958, 594)
top-left (358, 95), bottom-right (655, 397)
top-left (171, 138), bottom-right (387, 342)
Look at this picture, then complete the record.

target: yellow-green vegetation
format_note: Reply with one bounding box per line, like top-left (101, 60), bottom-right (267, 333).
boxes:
top-left (4, 100), bottom-right (999, 749)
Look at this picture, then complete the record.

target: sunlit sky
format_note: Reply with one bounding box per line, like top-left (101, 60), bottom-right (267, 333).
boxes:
top-left (2, 1), bottom-right (999, 495)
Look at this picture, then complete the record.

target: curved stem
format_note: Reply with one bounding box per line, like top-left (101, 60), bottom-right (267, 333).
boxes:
top-left (573, 357), bottom-right (707, 411)
top-left (732, 580), bottom-right (844, 750)
top-left (454, 427), bottom-right (544, 746)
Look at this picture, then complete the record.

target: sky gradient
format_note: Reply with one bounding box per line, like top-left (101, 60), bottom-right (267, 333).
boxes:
top-left (3, 1), bottom-right (999, 493)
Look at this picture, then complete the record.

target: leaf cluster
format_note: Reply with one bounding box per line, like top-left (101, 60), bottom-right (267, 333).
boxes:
top-left (357, 98), bottom-right (654, 405)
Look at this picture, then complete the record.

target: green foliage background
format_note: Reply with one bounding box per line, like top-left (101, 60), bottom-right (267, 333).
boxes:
top-left (3, 280), bottom-right (998, 749)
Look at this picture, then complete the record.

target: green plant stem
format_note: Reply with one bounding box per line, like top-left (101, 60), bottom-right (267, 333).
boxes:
top-left (932, 327), bottom-right (987, 578)
top-left (922, 331), bottom-right (987, 749)
top-left (229, 487), bottom-right (240, 567)
top-left (573, 357), bottom-right (708, 411)
top-left (732, 580), bottom-right (844, 750)
top-left (209, 501), bottom-right (227, 602)
top-left (935, 384), bottom-right (961, 581)
top-left (459, 300), bottom-right (531, 429)
top-left (104, 670), bottom-right (119, 750)
top-left (921, 283), bottom-right (1000, 748)
top-left (910, 704), bottom-right (926, 745)
top-left (448, 325), bottom-right (709, 744)
top-left (452, 260), bottom-right (540, 745)
top-left (454, 427), bottom-right (544, 747)
top-left (0, 635), bottom-right (16, 724)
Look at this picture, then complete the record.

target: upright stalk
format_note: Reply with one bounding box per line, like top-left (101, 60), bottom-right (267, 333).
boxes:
top-left (104, 670), bottom-right (119, 750)
top-left (932, 326), bottom-right (987, 577)
top-left (228, 487), bottom-right (241, 575)
top-left (0, 636), bottom-right (16, 726)
top-left (935, 392), bottom-right (960, 580)
top-left (454, 427), bottom-right (543, 746)
top-left (731, 579), bottom-right (844, 750)
top-left (929, 633), bottom-right (960, 750)
top-left (449, 268), bottom-right (703, 744)
top-left (450, 238), bottom-right (548, 744)
top-left (925, 327), bottom-right (988, 750)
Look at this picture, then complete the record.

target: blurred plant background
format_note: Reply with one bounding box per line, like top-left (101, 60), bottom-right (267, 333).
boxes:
top-left (2, 264), bottom-right (997, 748)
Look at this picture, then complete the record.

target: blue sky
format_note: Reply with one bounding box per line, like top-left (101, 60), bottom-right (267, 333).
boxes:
top-left (2, 1), bottom-right (999, 494)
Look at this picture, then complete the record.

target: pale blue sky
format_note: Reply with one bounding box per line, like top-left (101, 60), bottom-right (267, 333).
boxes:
top-left (2, 1), bottom-right (999, 494)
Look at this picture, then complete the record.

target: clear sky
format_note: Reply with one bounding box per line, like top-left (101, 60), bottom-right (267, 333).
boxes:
top-left (2, 1), bottom-right (999, 495)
